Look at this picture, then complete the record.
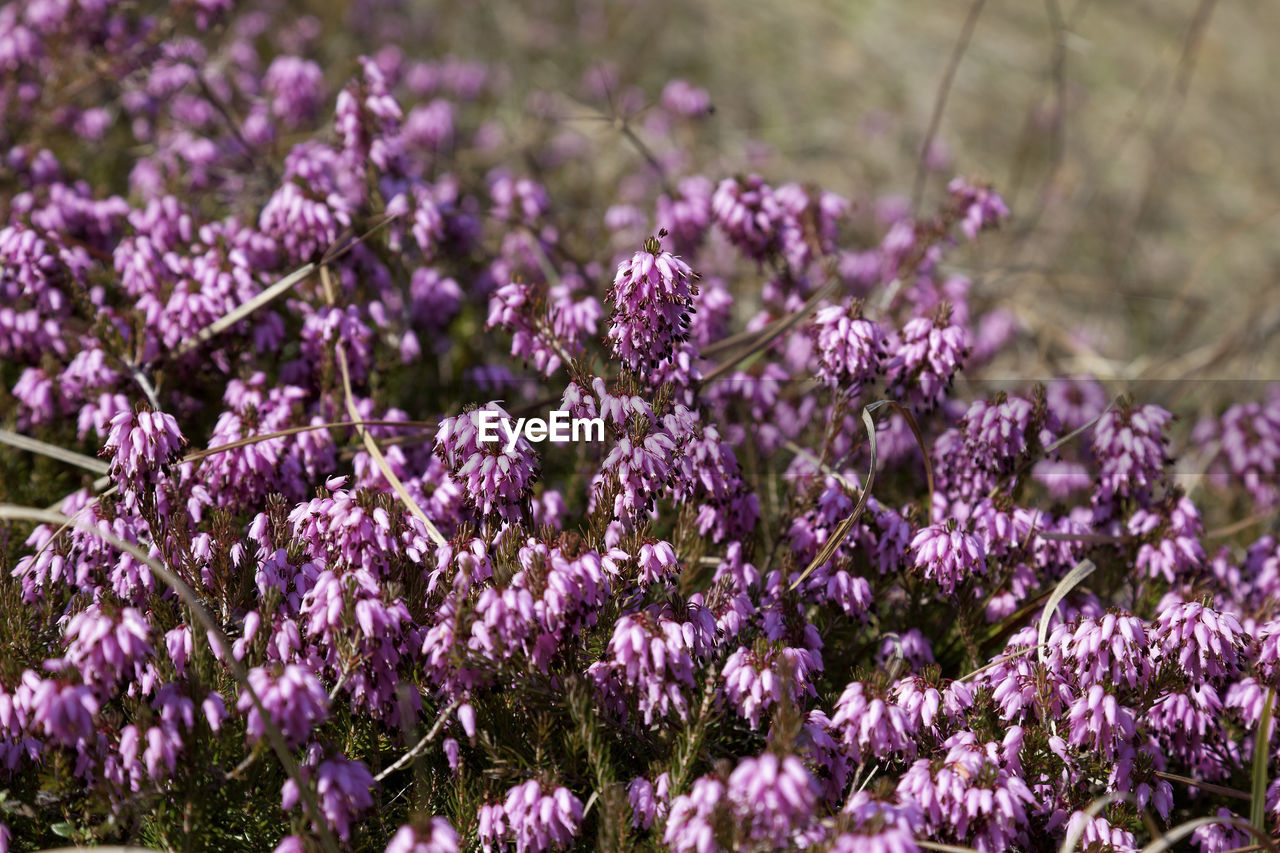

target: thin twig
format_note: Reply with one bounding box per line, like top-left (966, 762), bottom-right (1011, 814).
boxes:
top-left (167, 263), bottom-right (316, 360)
top-left (375, 698), bottom-right (462, 782)
top-left (700, 277), bottom-right (837, 387)
top-left (1152, 770), bottom-right (1251, 802)
top-left (912, 0), bottom-right (989, 210)
top-left (130, 367), bottom-right (162, 410)
top-left (783, 439), bottom-right (860, 493)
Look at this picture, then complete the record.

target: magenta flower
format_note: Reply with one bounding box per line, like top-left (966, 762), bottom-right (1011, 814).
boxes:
top-left (263, 56), bottom-right (325, 127)
top-left (727, 752), bottom-right (820, 847)
top-left (831, 681), bottom-right (916, 762)
top-left (886, 314), bottom-right (968, 409)
top-left (103, 408), bottom-right (185, 485)
top-left (664, 774), bottom-right (727, 852)
top-left (810, 303), bottom-right (887, 396)
top-left (711, 174), bottom-right (785, 261)
top-left (1065, 684), bottom-right (1138, 756)
top-left (1092, 403), bottom-right (1173, 508)
top-left (237, 664), bottom-right (329, 747)
top-left (627, 773), bottom-right (671, 830)
top-left (656, 176), bottom-right (713, 256)
top-left (20, 673), bottom-right (99, 748)
top-left (1047, 613), bottom-right (1154, 690)
top-left (606, 235), bottom-right (699, 374)
top-left (478, 780), bottom-right (582, 853)
top-left (947, 177), bottom-right (1009, 240)
top-left (385, 819), bottom-right (460, 853)
top-left (606, 610), bottom-right (697, 724)
top-left (909, 521), bottom-right (986, 594)
top-left (660, 79), bottom-right (712, 117)
top-left (1152, 600), bottom-right (1244, 681)
top-left (722, 646), bottom-right (819, 729)
top-left (59, 604), bottom-right (152, 691)
top-left (435, 403), bottom-right (540, 522)
top-left (896, 730), bottom-right (1033, 852)
top-left (282, 755), bottom-right (376, 841)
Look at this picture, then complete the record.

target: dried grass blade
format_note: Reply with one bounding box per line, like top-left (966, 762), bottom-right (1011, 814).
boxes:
top-left (1037, 559), bottom-right (1095, 665)
top-left (321, 266), bottom-right (447, 547)
top-left (699, 276), bottom-right (837, 386)
top-left (1141, 815), bottom-right (1277, 853)
top-left (169, 262), bottom-right (316, 360)
top-left (0, 428), bottom-right (109, 475)
top-left (789, 405), bottom-right (878, 591)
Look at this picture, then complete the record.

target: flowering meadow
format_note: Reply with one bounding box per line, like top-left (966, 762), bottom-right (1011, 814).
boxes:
top-left (2, 1), bottom-right (1280, 852)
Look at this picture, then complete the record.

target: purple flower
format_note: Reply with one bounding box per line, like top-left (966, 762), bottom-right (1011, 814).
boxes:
top-left (886, 313), bottom-right (968, 409)
top-left (666, 754), bottom-right (820, 851)
top-left (660, 79), bottom-right (712, 117)
top-left (829, 827), bottom-right (920, 853)
top-left (909, 521), bottom-right (986, 594)
top-left (282, 755), bottom-right (376, 841)
top-left (1065, 684), bottom-right (1138, 757)
top-left (103, 408), bottom-right (185, 485)
top-left (606, 236), bottom-right (699, 374)
top-left (593, 427), bottom-right (677, 522)
top-left (404, 99), bottom-right (455, 152)
top-left (1130, 496), bottom-right (1205, 583)
top-left (469, 539), bottom-right (620, 673)
top-left (810, 303), bottom-right (887, 395)
top-left (259, 180), bottom-right (353, 263)
top-left (19, 672), bottom-right (99, 747)
top-left (711, 174), bottom-right (786, 261)
top-left (656, 176), bottom-right (713, 256)
top-left (1046, 613), bottom-right (1153, 690)
top-left (385, 819), bottom-right (460, 853)
top-left (237, 663), bottom-right (329, 747)
top-left (896, 730), bottom-right (1033, 852)
top-left (607, 609), bottom-right (698, 724)
top-left (1152, 600), bottom-right (1244, 682)
top-left (59, 604), bottom-right (153, 691)
top-left (725, 752), bottom-right (820, 847)
top-left (722, 646), bottom-right (819, 729)
top-left (831, 681), bottom-right (916, 762)
top-left (635, 539), bottom-right (680, 585)
top-left (490, 175), bottom-right (550, 224)
top-left (627, 772), bottom-right (671, 830)
top-left (263, 56), bottom-right (325, 127)
top-left (1194, 385), bottom-right (1280, 510)
top-left (947, 177), bottom-right (1009, 240)
top-left (1092, 402), bottom-right (1173, 508)
top-left (664, 774), bottom-right (726, 853)
top-left (775, 182), bottom-right (848, 270)
top-left (479, 780), bottom-right (582, 853)
top-left (1063, 812), bottom-right (1137, 853)
top-left (435, 403), bottom-right (540, 522)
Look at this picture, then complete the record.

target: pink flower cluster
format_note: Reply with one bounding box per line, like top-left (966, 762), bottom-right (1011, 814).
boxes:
top-left (1, 2), bottom-right (1278, 852)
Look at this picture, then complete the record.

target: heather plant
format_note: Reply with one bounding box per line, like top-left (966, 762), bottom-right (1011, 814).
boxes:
top-left (1, 2), bottom-right (1279, 853)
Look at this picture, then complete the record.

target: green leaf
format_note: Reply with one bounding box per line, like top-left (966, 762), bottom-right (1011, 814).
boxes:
top-left (1252, 687), bottom-right (1274, 833)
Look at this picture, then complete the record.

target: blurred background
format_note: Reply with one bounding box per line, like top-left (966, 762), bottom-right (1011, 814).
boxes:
top-left (358, 0), bottom-right (1280, 401)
